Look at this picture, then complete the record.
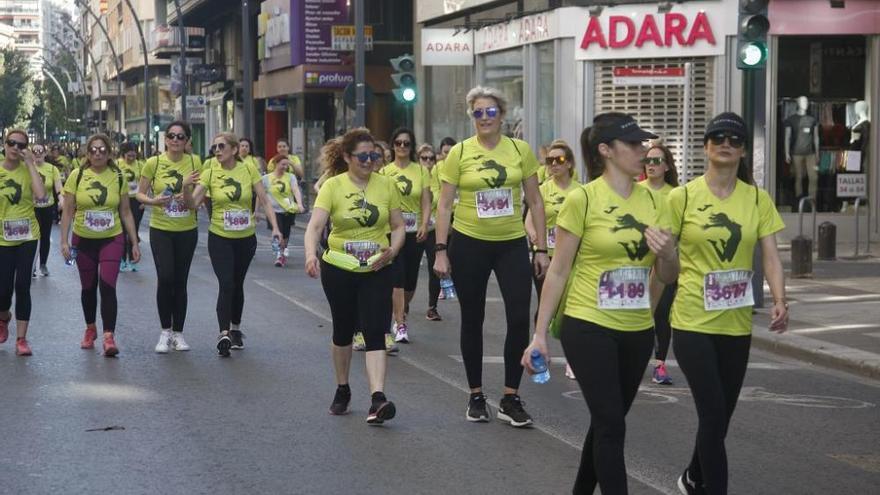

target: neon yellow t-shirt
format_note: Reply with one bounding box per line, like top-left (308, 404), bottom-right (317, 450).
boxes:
top-left (266, 154), bottom-right (302, 175)
top-left (0, 162), bottom-right (41, 246)
top-left (557, 178), bottom-right (671, 331)
top-left (141, 153), bottom-right (201, 232)
top-left (63, 166), bottom-right (124, 239)
top-left (539, 178), bottom-right (578, 257)
top-left (262, 172), bottom-right (299, 214)
top-left (119, 159), bottom-right (143, 198)
top-left (240, 155), bottom-right (260, 173)
top-left (200, 161), bottom-right (262, 238)
top-left (314, 172), bottom-right (400, 273)
top-left (538, 163), bottom-right (580, 184)
top-left (35, 162), bottom-right (60, 208)
top-left (380, 161), bottom-right (430, 233)
top-left (439, 136), bottom-right (539, 241)
top-left (639, 180), bottom-right (674, 202)
top-left (669, 177), bottom-right (785, 336)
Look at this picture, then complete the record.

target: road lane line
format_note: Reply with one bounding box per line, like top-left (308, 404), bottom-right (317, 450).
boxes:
top-left (252, 278), bottom-right (677, 495)
top-left (791, 294), bottom-right (880, 304)
top-left (791, 323), bottom-right (879, 334)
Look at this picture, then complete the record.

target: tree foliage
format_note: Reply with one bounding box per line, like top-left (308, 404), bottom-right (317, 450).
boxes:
top-left (0, 49), bottom-right (37, 131)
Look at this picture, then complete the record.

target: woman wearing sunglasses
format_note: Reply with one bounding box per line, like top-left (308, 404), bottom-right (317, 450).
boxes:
top-left (60, 134), bottom-right (140, 357)
top-left (523, 113), bottom-right (677, 494)
top-left (135, 121), bottom-right (202, 353)
top-left (118, 143), bottom-right (144, 273)
top-left (638, 143), bottom-right (680, 386)
top-left (670, 113), bottom-right (787, 495)
top-left (524, 139), bottom-right (578, 380)
top-left (536, 144), bottom-right (580, 185)
top-left (262, 155), bottom-right (304, 267)
top-left (0, 130), bottom-right (47, 356)
top-left (416, 143), bottom-right (443, 322)
top-left (183, 132), bottom-right (281, 356)
top-left (380, 128), bottom-right (431, 344)
top-left (304, 128), bottom-right (403, 424)
top-left (434, 86), bottom-right (549, 427)
top-left (32, 144), bottom-right (64, 277)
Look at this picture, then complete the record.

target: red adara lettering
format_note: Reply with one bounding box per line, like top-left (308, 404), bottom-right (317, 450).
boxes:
top-left (581, 12), bottom-right (715, 51)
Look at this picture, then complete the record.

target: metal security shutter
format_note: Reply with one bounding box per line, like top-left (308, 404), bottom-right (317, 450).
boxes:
top-left (594, 57), bottom-right (714, 182)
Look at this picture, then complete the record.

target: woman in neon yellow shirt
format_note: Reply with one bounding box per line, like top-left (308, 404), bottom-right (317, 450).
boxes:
top-left (638, 143), bottom-right (680, 386)
top-left (238, 137), bottom-right (264, 173)
top-left (118, 142), bottom-right (144, 272)
top-left (262, 154), bottom-right (304, 267)
top-left (417, 143), bottom-right (443, 322)
top-left (524, 113), bottom-right (678, 494)
top-left (32, 143), bottom-right (63, 277)
top-left (304, 127), bottom-right (404, 424)
top-left (266, 138), bottom-right (304, 179)
top-left (60, 134), bottom-right (141, 358)
top-left (669, 113), bottom-right (787, 494)
top-left (434, 86), bottom-right (550, 427)
top-left (184, 132), bottom-right (281, 357)
top-left (0, 129), bottom-right (47, 356)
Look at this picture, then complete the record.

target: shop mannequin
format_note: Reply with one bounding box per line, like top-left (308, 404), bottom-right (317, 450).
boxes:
top-left (785, 96), bottom-right (820, 200)
top-left (850, 100), bottom-right (870, 166)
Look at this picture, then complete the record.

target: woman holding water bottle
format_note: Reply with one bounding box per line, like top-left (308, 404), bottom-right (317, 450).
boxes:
top-left (262, 154), bottom-right (304, 268)
top-left (60, 134), bottom-right (140, 357)
top-left (183, 132), bottom-right (281, 357)
top-left (1, 129), bottom-right (47, 356)
top-left (669, 113), bottom-right (787, 495)
top-left (522, 113), bottom-right (678, 494)
top-left (136, 121), bottom-right (202, 354)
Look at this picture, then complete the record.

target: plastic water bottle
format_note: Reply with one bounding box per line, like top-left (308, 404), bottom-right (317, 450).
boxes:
top-left (271, 237), bottom-right (281, 257)
top-left (66, 246), bottom-right (78, 266)
top-left (440, 277), bottom-right (457, 299)
top-left (530, 349), bottom-right (550, 384)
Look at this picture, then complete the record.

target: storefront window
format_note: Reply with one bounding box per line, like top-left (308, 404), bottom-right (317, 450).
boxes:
top-left (775, 35), bottom-right (868, 212)
top-left (483, 48), bottom-right (524, 139)
top-left (428, 65), bottom-right (473, 146)
top-left (535, 42), bottom-right (555, 149)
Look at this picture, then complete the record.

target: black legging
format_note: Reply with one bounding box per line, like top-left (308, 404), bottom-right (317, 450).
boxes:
top-left (531, 253), bottom-right (551, 323)
top-left (391, 232), bottom-right (425, 291)
top-left (0, 241), bottom-right (37, 321)
top-left (448, 229), bottom-right (531, 390)
top-left (561, 317), bottom-right (654, 494)
top-left (149, 228), bottom-right (197, 332)
top-left (424, 230), bottom-right (440, 308)
top-left (320, 259), bottom-right (393, 351)
top-left (653, 282), bottom-right (677, 361)
top-left (673, 329), bottom-right (751, 495)
top-left (123, 197), bottom-right (144, 263)
top-left (207, 233), bottom-right (256, 332)
top-left (34, 206), bottom-right (54, 266)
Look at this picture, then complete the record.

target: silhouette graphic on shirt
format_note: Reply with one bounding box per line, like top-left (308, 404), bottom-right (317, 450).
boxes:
top-left (219, 176), bottom-right (242, 202)
top-left (702, 212), bottom-right (742, 263)
top-left (478, 160), bottom-right (507, 189)
top-left (1, 179), bottom-right (22, 205)
top-left (346, 192), bottom-right (379, 227)
top-left (86, 181), bottom-right (108, 206)
top-left (163, 170), bottom-right (183, 194)
top-left (395, 174), bottom-right (413, 196)
top-left (611, 214), bottom-right (649, 261)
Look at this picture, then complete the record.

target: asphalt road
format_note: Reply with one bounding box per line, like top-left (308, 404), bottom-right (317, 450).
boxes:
top-left (1, 220), bottom-right (878, 494)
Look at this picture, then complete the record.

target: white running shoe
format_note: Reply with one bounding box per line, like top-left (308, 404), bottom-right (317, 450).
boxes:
top-left (283, 247), bottom-right (289, 257)
top-left (155, 330), bottom-right (172, 354)
top-left (171, 332), bottom-right (191, 351)
top-left (394, 323), bottom-right (409, 343)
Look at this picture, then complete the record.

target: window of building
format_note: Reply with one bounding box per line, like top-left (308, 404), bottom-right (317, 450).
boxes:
top-left (483, 48), bottom-right (524, 139)
top-left (535, 41), bottom-right (555, 149)
top-left (428, 65), bottom-right (473, 147)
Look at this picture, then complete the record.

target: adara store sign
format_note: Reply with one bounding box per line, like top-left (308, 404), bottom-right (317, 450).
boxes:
top-left (571, 3), bottom-right (735, 60)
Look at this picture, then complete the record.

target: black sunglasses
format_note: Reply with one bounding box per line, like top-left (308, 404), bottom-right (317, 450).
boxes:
top-left (166, 132), bottom-right (188, 141)
top-left (545, 155), bottom-right (567, 166)
top-left (419, 155), bottom-right (436, 162)
top-left (210, 143), bottom-right (227, 154)
top-left (5, 139), bottom-right (28, 150)
top-left (708, 133), bottom-right (745, 148)
top-left (354, 151), bottom-right (383, 163)
top-left (393, 140), bottom-right (411, 148)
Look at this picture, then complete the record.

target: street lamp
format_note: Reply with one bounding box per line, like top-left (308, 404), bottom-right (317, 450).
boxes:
top-left (74, 0), bottom-right (124, 139)
top-left (49, 35), bottom-right (90, 134)
top-left (122, 0), bottom-right (152, 155)
top-left (171, 0), bottom-right (187, 121)
top-left (61, 18), bottom-right (106, 131)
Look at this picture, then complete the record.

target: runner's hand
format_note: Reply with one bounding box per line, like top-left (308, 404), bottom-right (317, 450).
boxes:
top-left (370, 247), bottom-right (396, 271)
top-left (646, 227), bottom-right (676, 261)
top-left (131, 244), bottom-right (141, 264)
top-left (533, 252), bottom-right (550, 279)
top-left (521, 334), bottom-right (550, 374)
top-left (182, 171), bottom-right (200, 187)
top-left (60, 242), bottom-right (71, 261)
top-left (433, 251), bottom-right (450, 278)
top-left (769, 301), bottom-right (789, 333)
top-left (416, 226), bottom-right (427, 243)
top-left (305, 255), bottom-right (320, 278)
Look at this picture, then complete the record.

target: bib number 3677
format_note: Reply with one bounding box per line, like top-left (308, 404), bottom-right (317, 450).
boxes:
top-left (703, 269), bottom-right (754, 311)
top-left (597, 267), bottom-right (650, 309)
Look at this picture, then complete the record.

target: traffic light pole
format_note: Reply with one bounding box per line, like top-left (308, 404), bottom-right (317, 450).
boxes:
top-left (171, 0), bottom-right (187, 121)
top-left (744, 67), bottom-right (768, 308)
top-left (242, 0), bottom-right (256, 140)
top-left (354, 0), bottom-right (366, 127)
top-left (123, 0), bottom-right (151, 156)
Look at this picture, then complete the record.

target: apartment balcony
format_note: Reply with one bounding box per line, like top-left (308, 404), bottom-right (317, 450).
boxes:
top-left (150, 25), bottom-right (205, 59)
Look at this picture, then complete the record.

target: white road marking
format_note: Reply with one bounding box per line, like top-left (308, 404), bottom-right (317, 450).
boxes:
top-left (791, 294), bottom-right (880, 304)
top-left (252, 279), bottom-right (676, 495)
top-left (791, 323), bottom-right (879, 334)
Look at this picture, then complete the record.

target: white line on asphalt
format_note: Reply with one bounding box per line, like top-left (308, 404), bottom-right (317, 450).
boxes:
top-left (791, 294), bottom-right (880, 304)
top-left (252, 279), bottom-right (676, 495)
top-left (448, 356), bottom-right (796, 370)
top-left (791, 323), bottom-right (879, 334)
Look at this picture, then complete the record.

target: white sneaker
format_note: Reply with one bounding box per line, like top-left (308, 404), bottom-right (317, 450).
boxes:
top-left (171, 332), bottom-right (190, 351)
top-left (155, 330), bottom-right (172, 354)
top-left (283, 247), bottom-right (289, 257)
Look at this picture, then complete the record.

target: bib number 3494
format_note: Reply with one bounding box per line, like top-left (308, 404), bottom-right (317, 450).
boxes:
top-left (597, 267), bottom-right (650, 309)
top-left (703, 269), bottom-right (754, 311)
top-left (476, 188), bottom-right (514, 219)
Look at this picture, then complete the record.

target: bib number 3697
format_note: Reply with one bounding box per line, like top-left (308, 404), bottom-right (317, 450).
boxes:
top-left (84, 210), bottom-right (114, 232)
top-left (597, 267), bottom-right (650, 309)
top-left (703, 269), bottom-right (754, 311)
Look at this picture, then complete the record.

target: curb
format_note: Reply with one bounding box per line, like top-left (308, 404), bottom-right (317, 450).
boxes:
top-left (751, 330), bottom-right (880, 381)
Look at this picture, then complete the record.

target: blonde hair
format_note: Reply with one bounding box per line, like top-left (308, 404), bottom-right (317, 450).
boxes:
top-left (213, 132), bottom-right (238, 149)
top-left (416, 143), bottom-right (434, 157)
top-left (465, 86), bottom-right (508, 116)
top-left (548, 139), bottom-right (576, 178)
top-left (4, 128), bottom-right (28, 144)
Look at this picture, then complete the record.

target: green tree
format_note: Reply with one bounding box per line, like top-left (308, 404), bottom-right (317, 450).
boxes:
top-left (0, 48), bottom-right (37, 131)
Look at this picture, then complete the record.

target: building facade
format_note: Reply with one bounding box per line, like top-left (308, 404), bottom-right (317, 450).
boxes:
top-left (0, 0), bottom-right (44, 76)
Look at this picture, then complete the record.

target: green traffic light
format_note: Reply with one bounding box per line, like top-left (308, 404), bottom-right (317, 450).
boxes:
top-left (402, 88), bottom-right (416, 102)
top-left (739, 41), bottom-right (768, 67)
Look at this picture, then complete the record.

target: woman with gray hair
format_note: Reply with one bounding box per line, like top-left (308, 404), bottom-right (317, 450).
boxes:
top-left (434, 86), bottom-right (550, 427)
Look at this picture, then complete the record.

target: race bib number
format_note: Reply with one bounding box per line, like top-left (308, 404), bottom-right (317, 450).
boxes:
top-left (403, 212), bottom-right (418, 233)
top-left (164, 198), bottom-right (190, 218)
top-left (3, 219), bottom-right (31, 241)
top-left (597, 267), bottom-right (650, 310)
top-left (84, 210), bottom-right (114, 232)
top-left (476, 188), bottom-right (514, 219)
top-left (344, 240), bottom-right (380, 263)
top-left (703, 269), bottom-right (754, 311)
top-left (223, 209), bottom-right (251, 231)
top-left (128, 181), bottom-right (138, 195)
top-left (547, 226), bottom-right (557, 249)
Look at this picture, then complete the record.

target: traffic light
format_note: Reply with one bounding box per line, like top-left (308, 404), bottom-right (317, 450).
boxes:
top-left (736, 0), bottom-right (770, 70)
top-left (151, 115), bottom-right (161, 133)
top-left (390, 54), bottom-right (417, 103)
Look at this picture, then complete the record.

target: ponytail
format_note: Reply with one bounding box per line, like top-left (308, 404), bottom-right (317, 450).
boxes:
top-left (736, 157), bottom-right (754, 185)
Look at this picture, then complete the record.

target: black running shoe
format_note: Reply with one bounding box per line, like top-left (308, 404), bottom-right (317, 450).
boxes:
top-left (466, 392), bottom-right (490, 423)
top-left (676, 469), bottom-right (705, 495)
top-left (366, 392), bottom-right (396, 425)
top-left (497, 394), bottom-right (533, 428)
top-left (229, 330), bottom-right (245, 349)
top-left (217, 334), bottom-right (232, 357)
top-left (329, 386), bottom-right (351, 415)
